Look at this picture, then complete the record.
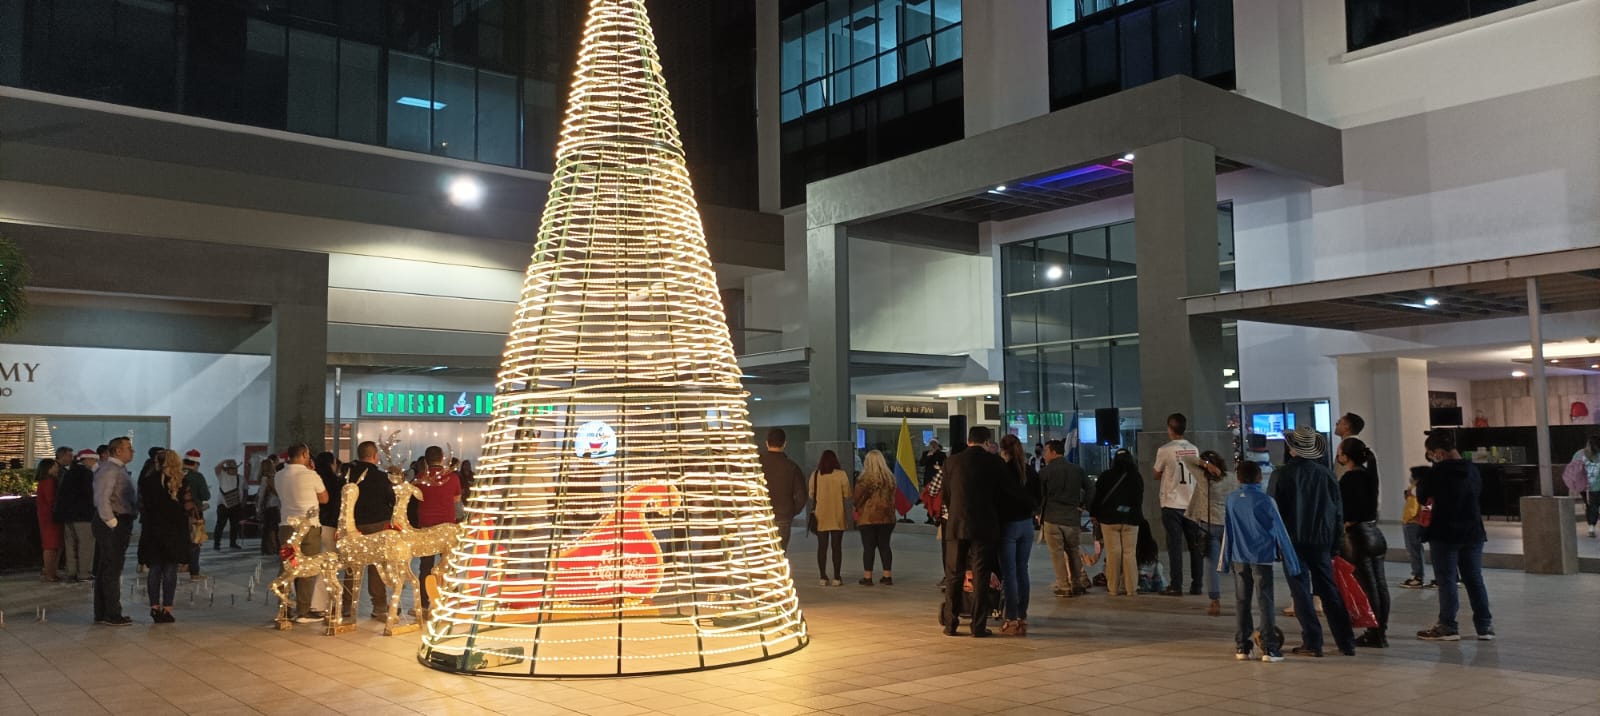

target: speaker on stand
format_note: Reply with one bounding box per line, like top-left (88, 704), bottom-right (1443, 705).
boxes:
top-left (948, 414), bottom-right (968, 452)
top-left (1094, 408), bottom-right (1121, 447)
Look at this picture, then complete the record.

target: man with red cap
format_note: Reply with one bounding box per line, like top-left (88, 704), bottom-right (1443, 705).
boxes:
top-left (181, 449), bottom-right (211, 581)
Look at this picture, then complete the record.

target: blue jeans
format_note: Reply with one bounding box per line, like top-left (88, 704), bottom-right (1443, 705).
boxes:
top-left (1403, 523), bottom-right (1426, 580)
top-left (1285, 546), bottom-right (1355, 653)
top-left (1431, 541), bottom-right (1493, 634)
top-left (1161, 507), bottom-right (1203, 591)
top-left (1201, 522), bottom-right (1224, 599)
top-left (996, 519), bottom-right (1035, 620)
top-left (146, 562), bottom-right (179, 608)
top-left (1233, 563), bottom-right (1280, 656)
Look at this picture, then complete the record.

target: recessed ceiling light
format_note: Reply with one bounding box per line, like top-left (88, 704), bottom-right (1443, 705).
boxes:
top-left (994, 185), bottom-right (1007, 192)
top-left (448, 175), bottom-right (484, 208)
top-left (1511, 370), bottom-right (1527, 378)
top-left (1045, 265), bottom-right (1064, 280)
top-left (1423, 297), bottom-right (1440, 307)
top-left (1550, 359), bottom-right (1560, 364)
top-left (1591, 364), bottom-right (1599, 369)
top-left (1121, 153), bottom-right (1135, 162)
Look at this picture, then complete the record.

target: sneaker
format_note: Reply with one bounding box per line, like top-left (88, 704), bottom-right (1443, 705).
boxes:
top-left (1400, 577), bottom-right (1425, 589)
top-left (98, 616), bottom-right (133, 627)
top-left (1160, 586), bottom-right (1184, 596)
top-left (1289, 645), bottom-right (1323, 658)
top-left (1424, 580), bottom-right (1438, 589)
top-left (1589, 527), bottom-right (1595, 538)
top-left (190, 574), bottom-right (205, 582)
top-left (1053, 588), bottom-right (1070, 598)
top-left (830, 578), bottom-right (843, 586)
top-left (879, 576), bottom-right (893, 586)
top-left (1234, 649), bottom-right (1252, 661)
top-left (857, 578), bottom-right (873, 586)
top-left (1261, 653), bottom-right (1285, 663)
top-left (1417, 624), bottom-right (1460, 641)
top-left (818, 578), bottom-right (829, 587)
top-left (1477, 629), bottom-right (1496, 641)
top-left (294, 613), bottom-right (324, 624)
top-left (1355, 630), bottom-right (1389, 648)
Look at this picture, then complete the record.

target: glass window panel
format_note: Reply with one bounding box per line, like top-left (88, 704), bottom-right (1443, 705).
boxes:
top-left (877, 0), bottom-right (900, 51)
top-left (1118, 9), bottom-right (1154, 89)
top-left (477, 69), bottom-right (518, 166)
top-left (1110, 339), bottom-right (1141, 410)
top-left (1409, 0), bottom-right (1470, 34)
top-left (902, 37), bottom-right (932, 76)
top-left (242, 19), bottom-right (288, 129)
top-left (781, 88), bottom-right (803, 122)
top-left (1006, 349), bottom-right (1044, 418)
top-left (903, 0), bottom-right (932, 39)
top-left (878, 52), bottom-right (898, 86)
top-left (0, 0), bottom-right (18, 85)
top-left (781, 15), bottom-right (803, 89)
top-left (434, 60), bottom-right (475, 159)
top-left (1083, 20), bottom-right (1118, 93)
top-left (803, 25), bottom-right (826, 81)
top-left (829, 16), bottom-right (852, 74)
top-left (933, 0), bottom-right (961, 29)
top-left (1193, 0), bottom-right (1233, 80)
top-left (1218, 204), bottom-right (1235, 263)
top-left (1070, 283), bottom-right (1110, 339)
top-left (1050, 32), bottom-right (1084, 104)
top-left (1003, 242), bottom-right (1038, 293)
top-left (804, 78), bottom-right (824, 110)
top-left (1221, 265), bottom-right (1236, 293)
top-left (852, 1), bottom-right (877, 63)
top-left (1051, 0), bottom-right (1077, 29)
top-left (113, 0), bottom-right (177, 111)
top-left (1072, 342), bottom-right (1111, 410)
top-left (342, 0), bottom-right (383, 36)
top-left (829, 0), bottom-right (850, 22)
top-left (831, 66), bottom-right (853, 103)
top-left (852, 60), bottom-right (876, 97)
top-left (337, 40), bottom-right (380, 144)
top-left (386, 51), bottom-right (432, 152)
top-left (1109, 278), bottom-right (1138, 335)
top-left (1006, 294), bottom-right (1039, 346)
top-left (1036, 287), bottom-right (1072, 344)
top-left (1040, 344), bottom-right (1077, 417)
top-left (934, 25), bottom-right (961, 65)
top-left (1107, 221), bottom-right (1135, 278)
top-left (1153, 0), bottom-right (1192, 78)
top-left (286, 30), bottom-right (337, 137)
top-left (805, 2), bottom-right (827, 31)
top-left (1070, 227), bottom-right (1109, 283)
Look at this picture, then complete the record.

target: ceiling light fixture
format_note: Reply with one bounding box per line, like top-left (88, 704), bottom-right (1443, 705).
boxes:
top-left (1511, 370), bottom-right (1527, 378)
top-left (994, 184), bottom-right (1007, 192)
top-left (448, 175), bottom-right (484, 208)
top-left (397, 96), bottom-right (447, 110)
top-left (1120, 153), bottom-right (1135, 162)
top-left (1423, 297), bottom-right (1440, 307)
top-left (1045, 265), bottom-right (1064, 280)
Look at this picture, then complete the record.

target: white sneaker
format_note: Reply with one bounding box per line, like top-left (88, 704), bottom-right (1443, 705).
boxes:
top-left (818, 578), bottom-right (829, 587)
top-left (830, 578), bottom-right (843, 586)
top-left (1261, 654), bottom-right (1285, 663)
top-left (1589, 527), bottom-right (1595, 538)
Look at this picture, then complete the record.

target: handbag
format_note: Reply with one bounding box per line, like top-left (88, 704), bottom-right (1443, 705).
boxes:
top-left (1332, 556), bottom-right (1379, 629)
top-left (1561, 459), bottom-right (1588, 497)
top-left (1416, 498), bottom-right (1434, 528)
top-left (190, 520), bottom-right (208, 545)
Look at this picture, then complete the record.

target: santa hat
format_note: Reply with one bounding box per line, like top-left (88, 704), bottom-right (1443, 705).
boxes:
top-left (76, 449), bottom-right (98, 462)
top-left (183, 449), bottom-right (202, 464)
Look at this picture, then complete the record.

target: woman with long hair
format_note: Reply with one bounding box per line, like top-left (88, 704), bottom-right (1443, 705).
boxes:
top-left (1338, 436), bottom-right (1389, 647)
top-left (257, 457), bottom-right (281, 555)
top-left (853, 450), bottom-right (898, 585)
top-left (459, 459), bottom-right (476, 501)
top-left (995, 434), bottom-right (1041, 636)
top-left (1088, 448), bottom-right (1144, 596)
top-left (1190, 450), bottom-right (1237, 617)
top-left (34, 459), bottom-right (62, 582)
top-left (138, 451), bottom-right (193, 623)
top-left (808, 450), bottom-right (851, 586)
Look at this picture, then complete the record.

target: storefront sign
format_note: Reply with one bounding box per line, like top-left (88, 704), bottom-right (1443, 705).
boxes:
top-left (359, 390), bottom-right (495, 420)
top-left (864, 399), bottom-right (949, 420)
top-left (0, 362), bottom-right (39, 397)
top-left (1005, 410), bottom-right (1068, 428)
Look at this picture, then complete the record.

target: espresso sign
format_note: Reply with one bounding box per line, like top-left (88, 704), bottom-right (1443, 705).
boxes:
top-left (864, 399), bottom-right (949, 420)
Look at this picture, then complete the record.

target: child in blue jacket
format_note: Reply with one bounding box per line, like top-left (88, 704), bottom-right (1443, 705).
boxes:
top-left (1221, 460), bottom-right (1302, 661)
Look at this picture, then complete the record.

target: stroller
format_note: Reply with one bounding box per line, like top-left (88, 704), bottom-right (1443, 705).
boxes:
top-left (938, 570), bottom-right (1003, 627)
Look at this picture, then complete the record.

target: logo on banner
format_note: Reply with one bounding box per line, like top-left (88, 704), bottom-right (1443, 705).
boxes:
top-left (448, 392), bottom-right (473, 417)
top-left (575, 420), bottom-right (618, 462)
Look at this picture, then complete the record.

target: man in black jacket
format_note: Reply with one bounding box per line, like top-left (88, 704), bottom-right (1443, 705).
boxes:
top-left (342, 441), bottom-right (395, 620)
top-left (941, 426), bottom-right (1005, 637)
top-left (758, 428), bottom-right (808, 553)
top-left (54, 449), bottom-right (100, 582)
top-left (1416, 431), bottom-right (1494, 642)
top-left (1273, 426), bottom-right (1356, 657)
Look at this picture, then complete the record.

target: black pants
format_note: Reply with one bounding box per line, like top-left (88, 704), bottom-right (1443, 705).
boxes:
top-left (776, 519), bottom-right (794, 553)
top-left (859, 523), bottom-right (894, 573)
top-left (943, 538), bottom-right (994, 633)
top-left (1342, 521), bottom-right (1390, 631)
top-left (1161, 507), bottom-right (1205, 591)
top-left (259, 507), bottom-right (281, 555)
top-left (91, 517), bottom-right (133, 621)
top-left (816, 530), bottom-right (843, 579)
top-left (214, 504), bottom-right (241, 548)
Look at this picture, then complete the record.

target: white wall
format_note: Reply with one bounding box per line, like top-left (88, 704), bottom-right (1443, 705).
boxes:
top-left (0, 343), bottom-right (270, 508)
top-left (1426, 375), bottom-right (1475, 424)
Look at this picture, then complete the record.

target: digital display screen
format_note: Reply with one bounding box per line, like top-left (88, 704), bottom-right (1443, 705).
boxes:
top-left (1251, 413), bottom-right (1295, 440)
top-left (1077, 414), bottom-right (1097, 445)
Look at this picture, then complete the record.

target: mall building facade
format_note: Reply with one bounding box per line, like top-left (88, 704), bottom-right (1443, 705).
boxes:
top-left (741, 0), bottom-right (1599, 559)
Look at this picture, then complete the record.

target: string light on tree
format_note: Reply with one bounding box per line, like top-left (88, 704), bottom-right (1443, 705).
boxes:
top-left (417, 0), bottom-right (807, 677)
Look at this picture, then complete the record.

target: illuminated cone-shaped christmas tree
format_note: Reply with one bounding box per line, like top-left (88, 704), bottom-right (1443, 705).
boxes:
top-left (418, 0), bottom-right (807, 677)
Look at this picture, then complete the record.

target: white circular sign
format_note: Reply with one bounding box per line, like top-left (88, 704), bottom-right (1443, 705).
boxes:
top-left (575, 420), bottom-right (618, 461)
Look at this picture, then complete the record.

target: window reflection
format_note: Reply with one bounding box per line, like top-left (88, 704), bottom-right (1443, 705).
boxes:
top-left (779, 0), bottom-right (962, 121)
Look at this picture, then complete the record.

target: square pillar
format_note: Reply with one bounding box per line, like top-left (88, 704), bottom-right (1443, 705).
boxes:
top-left (1134, 138), bottom-right (1225, 432)
top-left (806, 223), bottom-right (852, 465)
top-left (1371, 358), bottom-right (1431, 518)
top-left (270, 302), bottom-right (327, 452)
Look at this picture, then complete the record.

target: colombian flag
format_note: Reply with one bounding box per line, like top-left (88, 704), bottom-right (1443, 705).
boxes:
top-left (892, 419), bottom-right (920, 517)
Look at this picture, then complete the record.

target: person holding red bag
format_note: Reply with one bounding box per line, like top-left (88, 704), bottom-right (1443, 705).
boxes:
top-left (1337, 437), bottom-right (1390, 647)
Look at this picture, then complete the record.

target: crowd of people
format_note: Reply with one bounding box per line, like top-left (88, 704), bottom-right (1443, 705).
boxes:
top-left (758, 411), bottom-right (1509, 659)
top-left (29, 437), bottom-right (466, 626)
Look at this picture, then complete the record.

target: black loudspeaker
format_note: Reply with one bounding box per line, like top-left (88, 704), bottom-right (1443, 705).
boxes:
top-left (949, 415), bottom-right (968, 448)
top-left (1094, 408), bottom-right (1120, 446)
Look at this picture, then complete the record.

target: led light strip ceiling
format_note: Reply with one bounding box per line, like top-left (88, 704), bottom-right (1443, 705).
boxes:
top-left (418, 0), bottom-right (807, 677)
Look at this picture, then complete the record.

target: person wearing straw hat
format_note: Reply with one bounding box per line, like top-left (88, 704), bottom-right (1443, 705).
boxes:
top-left (1272, 425), bottom-right (1356, 657)
top-left (213, 459), bottom-right (244, 550)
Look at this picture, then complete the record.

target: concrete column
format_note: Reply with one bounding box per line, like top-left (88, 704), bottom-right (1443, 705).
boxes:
top-left (961, 0), bottom-right (1050, 136)
top-left (755, 0), bottom-right (782, 213)
top-left (1522, 277), bottom-right (1579, 574)
top-left (1371, 358), bottom-right (1430, 520)
top-left (806, 223), bottom-right (852, 466)
top-left (1335, 356), bottom-right (1376, 431)
top-left (271, 302), bottom-right (328, 452)
top-left (1134, 138), bottom-right (1225, 433)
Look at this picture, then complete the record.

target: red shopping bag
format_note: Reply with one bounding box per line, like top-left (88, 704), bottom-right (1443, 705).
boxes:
top-left (1332, 556), bottom-right (1379, 629)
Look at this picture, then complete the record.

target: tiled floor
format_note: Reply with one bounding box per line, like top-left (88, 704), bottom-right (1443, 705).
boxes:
top-left (3, 526), bottom-right (1597, 715)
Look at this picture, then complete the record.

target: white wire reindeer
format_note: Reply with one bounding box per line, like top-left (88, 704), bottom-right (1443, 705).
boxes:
top-left (270, 508), bottom-right (343, 633)
top-left (335, 479), bottom-right (416, 635)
